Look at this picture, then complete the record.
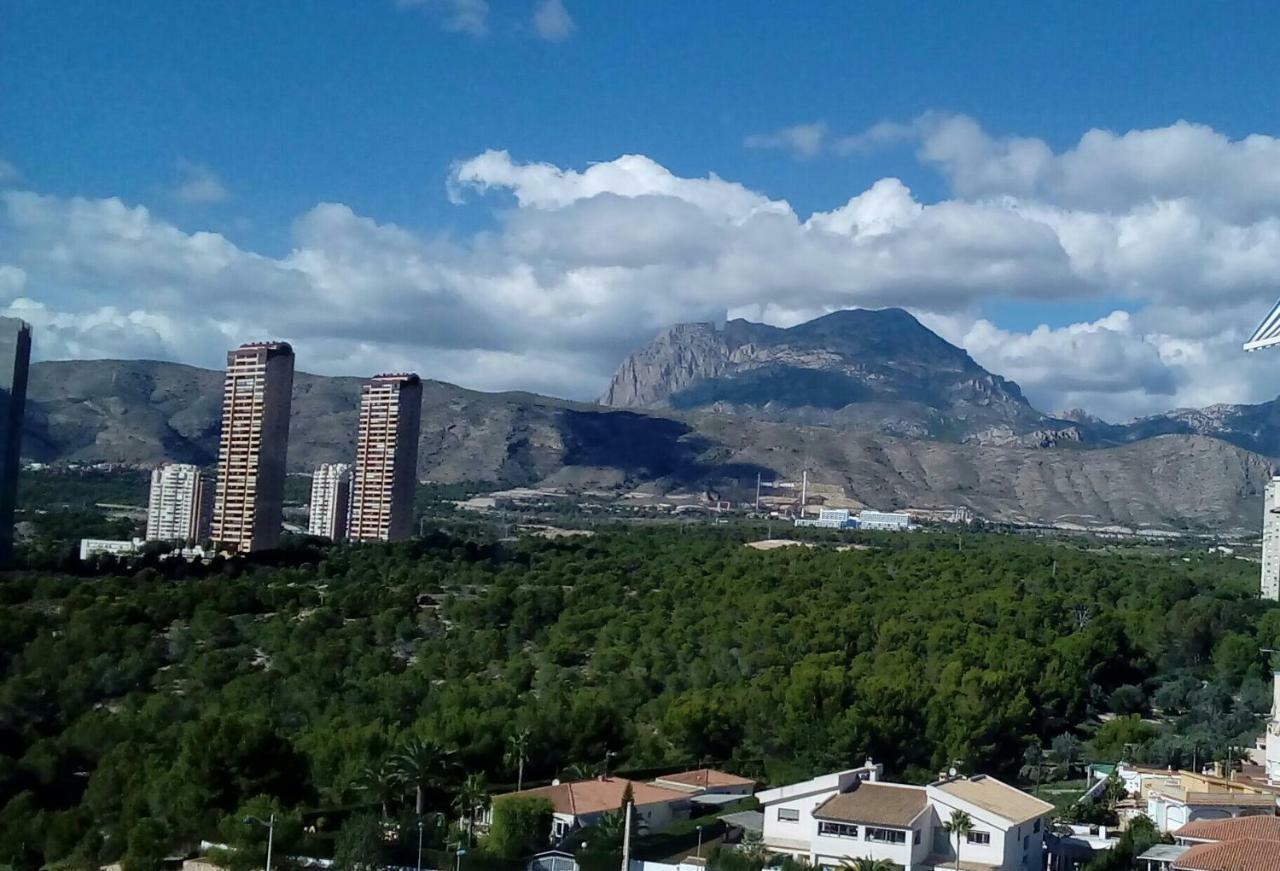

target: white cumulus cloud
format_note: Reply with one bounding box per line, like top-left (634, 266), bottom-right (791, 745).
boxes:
top-left (9, 117), bottom-right (1280, 421)
top-left (532, 0), bottom-right (575, 41)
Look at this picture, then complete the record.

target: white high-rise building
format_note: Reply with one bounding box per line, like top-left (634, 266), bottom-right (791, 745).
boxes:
top-left (308, 463), bottom-right (352, 541)
top-left (146, 463), bottom-right (214, 543)
top-left (1263, 477), bottom-right (1280, 601)
top-left (1267, 671), bottom-right (1280, 784)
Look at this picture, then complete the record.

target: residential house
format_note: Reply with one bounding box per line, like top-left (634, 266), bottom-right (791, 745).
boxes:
top-left (1135, 815), bottom-right (1280, 870)
top-left (757, 759), bottom-right (1053, 871)
top-left (651, 768), bottom-right (756, 798)
top-left (482, 776), bottom-right (694, 844)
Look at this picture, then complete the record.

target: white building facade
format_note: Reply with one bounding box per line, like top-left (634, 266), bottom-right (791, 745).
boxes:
top-left (308, 463), bottom-right (352, 541)
top-left (858, 510), bottom-right (912, 531)
top-left (146, 463), bottom-right (214, 543)
top-left (1263, 477), bottom-right (1280, 601)
top-left (758, 761), bottom-right (1051, 871)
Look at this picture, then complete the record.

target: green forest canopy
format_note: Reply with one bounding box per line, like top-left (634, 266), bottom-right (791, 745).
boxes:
top-left (0, 526), bottom-right (1274, 867)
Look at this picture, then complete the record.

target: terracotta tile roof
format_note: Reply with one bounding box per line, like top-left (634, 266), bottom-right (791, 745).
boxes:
top-left (1174, 838), bottom-right (1280, 871)
top-left (652, 769), bottom-right (756, 790)
top-left (1176, 816), bottom-right (1280, 843)
top-left (812, 782), bottom-right (928, 828)
top-left (932, 775), bottom-right (1054, 825)
top-left (496, 777), bottom-right (689, 817)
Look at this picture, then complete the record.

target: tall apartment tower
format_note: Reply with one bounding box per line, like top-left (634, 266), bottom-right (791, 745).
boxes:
top-left (349, 374), bottom-right (423, 542)
top-left (0, 318), bottom-right (31, 567)
top-left (210, 342), bottom-right (295, 553)
top-left (1264, 477), bottom-right (1280, 601)
top-left (308, 463), bottom-right (352, 541)
top-left (146, 463), bottom-right (214, 543)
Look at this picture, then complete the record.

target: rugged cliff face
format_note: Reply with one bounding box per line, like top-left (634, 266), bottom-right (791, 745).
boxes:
top-left (599, 308), bottom-right (1066, 441)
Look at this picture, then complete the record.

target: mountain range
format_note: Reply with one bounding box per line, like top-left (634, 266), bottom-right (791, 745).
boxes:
top-left (20, 308), bottom-right (1280, 531)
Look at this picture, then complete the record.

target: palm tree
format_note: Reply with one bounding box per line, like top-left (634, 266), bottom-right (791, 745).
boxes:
top-left (391, 738), bottom-right (454, 816)
top-left (592, 809), bottom-right (626, 847)
top-left (452, 772), bottom-right (489, 846)
top-left (838, 859), bottom-right (897, 871)
top-left (942, 809), bottom-right (974, 871)
top-left (353, 760), bottom-right (400, 820)
top-left (564, 761), bottom-right (598, 780)
top-left (505, 728), bottom-right (531, 792)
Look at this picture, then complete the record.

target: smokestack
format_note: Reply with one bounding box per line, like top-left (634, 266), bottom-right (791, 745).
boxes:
top-left (801, 470), bottom-right (808, 517)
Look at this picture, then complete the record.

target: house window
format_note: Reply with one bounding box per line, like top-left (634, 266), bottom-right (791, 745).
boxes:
top-left (913, 830), bottom-right (921, 845)
top-left (777, 808), bottom-right (799, 822)
top-left (818, 822), bottom-right (859, 839)
top-left (1023, 835), bottom-right (1030, 850)
top-left (864, 827), bottom-right (906, 844)
top-left (1033, 819), bottom-right (1041, 834)
top-left (966, 831), bottom-right (991, 845)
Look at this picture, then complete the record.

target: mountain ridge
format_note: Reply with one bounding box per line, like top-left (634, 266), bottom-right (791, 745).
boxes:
top-left (17, 354), bottom-right (1275, 532)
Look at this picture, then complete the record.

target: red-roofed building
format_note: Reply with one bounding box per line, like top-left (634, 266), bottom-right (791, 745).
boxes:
top-left (1173, 837), bottom-right (1280, 871)
top-left (481, 776), bottom-right (695, 843)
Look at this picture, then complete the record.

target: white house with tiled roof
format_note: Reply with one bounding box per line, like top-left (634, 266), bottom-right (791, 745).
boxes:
top-left (757, 760), bottom-right (1053, 871)
top-left (481, 769), bottom-right (752, 845)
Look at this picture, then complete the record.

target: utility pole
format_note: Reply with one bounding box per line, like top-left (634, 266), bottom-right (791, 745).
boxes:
top-left (242, 814), bottom-right (275, 871)
top-left (620, 800), bottom-right (633, 871)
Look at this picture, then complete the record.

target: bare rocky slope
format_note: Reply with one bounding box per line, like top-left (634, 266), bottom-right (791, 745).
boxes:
top-left (21, 357), bottom-right (1273, 531)
top-left (600, 308), bottom-right (1083, 445)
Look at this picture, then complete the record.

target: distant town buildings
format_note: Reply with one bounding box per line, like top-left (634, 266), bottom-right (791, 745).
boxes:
top-left (146, 463), bottom-right (214, 543)
top-left (348, 374), bottom-right (422, 542)
top-left (1262, 477), bottom-right (1280, 601)
top-left (210, 342), bottom-right (295, 553)
top-left (0, 318), bottom-right (30, 566)
top-left (308, 462), bottom-right (352, 541)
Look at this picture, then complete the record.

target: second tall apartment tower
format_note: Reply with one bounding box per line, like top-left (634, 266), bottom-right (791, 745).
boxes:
top-left (211, 342), bottom-right (295, 553)
top-left (349, 373), bottom-right (422, 542)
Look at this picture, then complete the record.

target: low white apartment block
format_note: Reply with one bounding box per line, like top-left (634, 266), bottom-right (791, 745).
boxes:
top-left (758, 760), bottom-right (1052, 871)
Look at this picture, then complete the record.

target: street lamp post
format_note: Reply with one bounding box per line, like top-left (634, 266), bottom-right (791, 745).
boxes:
top-left (417, 819), bottom-right (424, 871)
top-left (455, 847), bottom-right (467, 871)
top-left (242, 814), bottom-right (276, 871)
top-left (695, 825), bottom-right (703, 860)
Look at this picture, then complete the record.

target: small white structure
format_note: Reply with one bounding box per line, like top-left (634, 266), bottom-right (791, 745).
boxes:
top-left (858, 510), bottom-right (912, 531)
top-left (1263, 478), bottom-right (1280, 601)
top-left (79, 538), bottom-right (145, 561)
top-left (1145, 786), bottom-right (1276, 833)
top-left (757, 760), bottom-right (1052, 870)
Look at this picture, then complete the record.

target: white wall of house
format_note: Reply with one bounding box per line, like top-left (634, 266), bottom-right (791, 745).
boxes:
top-left (758, 763), bottom-right (882, 855)
top-left (808, 818), bottom-right (930, 869)
top-left (926, 787), bottom-right (1045, 871)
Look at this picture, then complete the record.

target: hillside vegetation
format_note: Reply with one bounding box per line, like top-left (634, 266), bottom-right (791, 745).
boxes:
top-left (0, 528), bottom-right (1274, 867)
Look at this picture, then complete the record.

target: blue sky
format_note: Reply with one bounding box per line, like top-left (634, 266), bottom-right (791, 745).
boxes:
top-left (4, 1), bottom-right (1280, 419)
